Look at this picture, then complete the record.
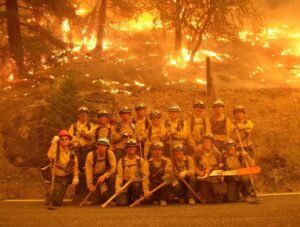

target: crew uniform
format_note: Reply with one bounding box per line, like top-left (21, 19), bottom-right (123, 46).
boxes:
top-left (110, 106), bottom-right (136, 162)
top-left (143, 110), bottom-right (166, 159)
top-left (164, 104), bottom-right (188, 157)
top-left (222, 139), bottom-right (255, 202)
top-left (115, 139), bottom-right (149, 206)
top-left (85, 138), bottom-right (117, 204)
top-left (172, 143), bottom-right (197, 205)
top-left (187, 100), bottom-right (211, 154)
top-left (232, 106), bottom-right (254, 157)
top-left (47, 130), bottom-right (79, 206)
top-left (147, 141), bottom-right (172, 205)
top-left (69, 106), bottom-right (95, 201)
top-left (210, 100), bottom-right (232, 152)
top-left (194, 134), bottom-right (226, 204)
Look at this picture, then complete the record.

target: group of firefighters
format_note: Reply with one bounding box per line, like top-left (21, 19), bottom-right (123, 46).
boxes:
top-left (45, 99), bottom-right (256, 207)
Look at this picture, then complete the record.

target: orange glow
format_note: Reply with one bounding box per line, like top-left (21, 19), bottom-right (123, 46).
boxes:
top-left (62, 19), bottom-right (71, 43)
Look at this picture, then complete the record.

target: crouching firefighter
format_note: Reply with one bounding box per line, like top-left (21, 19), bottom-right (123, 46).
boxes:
top-left (148, 141), bottom-right (172, 206)
top-left (172, 143), bottom-right (197, 205)
top-left (84, 137), bottom-right (117, 205)
top-left (194, 133), bottom-right (227, 204)
top-left (115, 139), bottom-right (149, 206)
top-left (46, 130), bottom-right (79, 206)
top-left (222, 139), bottom-right (255, 202)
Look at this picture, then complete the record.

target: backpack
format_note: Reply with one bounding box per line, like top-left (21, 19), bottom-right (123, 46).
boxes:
top-left (92, 150), bottom-right (111, 169)
top-left (73, 121), bottom-right (92, 136)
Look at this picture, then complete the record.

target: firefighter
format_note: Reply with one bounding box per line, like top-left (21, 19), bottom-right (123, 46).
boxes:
top-left (172, 143), bottom-right (197, 205)
top-left (232, 105), bottom-right (254, 157)
top-left (133, 102), bottom-right (150, 158)
top-left (69, 106), bottom-right (95, 201)
top-left (144, 110), bottom-right (166, 159)
top-left (85, 137), bottom-right (116, 204)
top-left (210, 100), bottom-right (232, 152)
top-left (194, 133), bottom-right (227, 204)
top-left (187, 100), bottom-right (211, 155)
top-left (46, 130), bottom-right (79, 206)
top-left (222, 139), bottom-right (255, 202)
top-left (110, 106), bottom-right (136, 163)
top-left (148, 141), bottom-right (172, 206)
top-left (164, 104), bottom-right (188, 158)
top-left (115, 139), bottom-right (149, 206)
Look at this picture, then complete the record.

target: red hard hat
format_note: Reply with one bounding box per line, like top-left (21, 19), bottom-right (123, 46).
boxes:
top-left (58, 130), bottom-right (72, 139)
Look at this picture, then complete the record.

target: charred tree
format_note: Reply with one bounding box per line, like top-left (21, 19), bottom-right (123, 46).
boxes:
top-left (5, 0), bottom-right (25, 77)
top-left (95, 0), bottom-right (107, 52)
top-left (173, 0), bottom-right (182, 56)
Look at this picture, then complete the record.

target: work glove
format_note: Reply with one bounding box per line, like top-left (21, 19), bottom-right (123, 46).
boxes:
top-left (51, 136), bottom-right (60, 144)
top-left (144, 190), bottom-right (152, 198)
top-left (240, 150), bottom-right (248, 157)
top-left (179, 170), bottom-right (187, 179)
top-left (97, 175), bottom-right (107, 185)
top-left (72, 176), bottom-right (79, 186)
top-left (88, 184), bottom-right (96, 192)
top-left (116, 187), bottom-right (123, 196)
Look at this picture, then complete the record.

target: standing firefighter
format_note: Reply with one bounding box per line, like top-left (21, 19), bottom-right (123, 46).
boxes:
top-left (164, 104), bottom-right (188, 158)
top-left (46, 130), bottom-right (79, 206)
top-left (172, 143), bottom-right (197, 205)
top-left (89, 109), bottom-right (114, 145)
top-left (110, 106), bottom-right (135, 162)
top-left (232, 105), bottom-right (254, 157)
top-left (194, 134), bottom-right (226, 204)
top-left (148, 141), bottom-right (172, 206)
top-left (210, 100), bottom-right (232, 152)
top-left (188, 100), bottom-right (211, 155)
top-left (115, 139), bottom-right (149, 206)
top-left (144, 110), bottom-right (166, 159)
top-left (84, 138), bottom-right (117, 205)
top-left (69, 106), bottom-right (95, 201)
top-left (222, 139), bottom-right (255, 202)
top-left (133, 102), bottom-right (150, 158)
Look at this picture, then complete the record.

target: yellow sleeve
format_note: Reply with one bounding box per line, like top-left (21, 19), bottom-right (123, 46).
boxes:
top-left (47, 143), bottom-right (57, 161)
top-left (72, 156), bottom-right (79, 177)
top-left (103, 150), bottom-right (117, 178)
top-left (242, 153), bottom-right (255, 167)
top-left (69, 124), bottom-right (75, 137)
top-left (226, 117), bottom-right (234, 139)
top-left (173, 120), bottom-right (188, 140)
top-left (141, 159), bottom-right (150, 193)
top-left (115, 159), bottom-right (124, 190)
top-left (110, 128), bottom-right (123, 144)
top-left (187, 156), bottom-right (196, 176)
top-left (238, 120), bottom-right (254, 132)
top-left (163, 158), bottom-right (173, 179)
top-left (205, 117), bottom-right (211, 134)
top-left (85, 152), bottom-right (94, 187)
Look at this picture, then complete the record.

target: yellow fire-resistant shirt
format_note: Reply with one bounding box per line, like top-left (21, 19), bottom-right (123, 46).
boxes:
top-left (115, 155), bottom-right (149, 193)
top-left (47, 143), bottom-right (78, 177)
top-left (187, 115), bottom-right (211, 151)
top-left (223, 152), bottom-right (255, 170)
top-left (173, 155), bottom-right (195, 176)
top-left (69, 120), bottom-right (95, 147)
top-left (148, 156), bottom-right (173, 181)
top-left (85, 149), bottom-right (116, 187)
top-left (143, 124), bottom-right (166, 158)
top-left (194, 148), bottom-right (222, 176)
top-left (134, 118), bottom-right (149, 139)
top-left (232, 119), bottom-right (254, 148)
top-left (110, 121), bottom-right (135, 150)
top-left (164, 118), bottom-right (188, 145)
top-left (210, 114), bottom-right (233, 142)
top-left (87, 123), bottom-right (114, 143)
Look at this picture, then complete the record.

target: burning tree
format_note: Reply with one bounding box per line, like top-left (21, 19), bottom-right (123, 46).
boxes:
top-left (152, 0), bottom-right (260, 62)
top-left (1, 0), bottom-right (76, 79)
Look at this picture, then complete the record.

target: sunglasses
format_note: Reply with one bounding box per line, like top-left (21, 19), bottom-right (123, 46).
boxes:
top-left (60, 138), bottom-right (70, 141)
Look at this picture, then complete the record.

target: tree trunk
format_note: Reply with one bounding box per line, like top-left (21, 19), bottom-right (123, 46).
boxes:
top-left (5, 0), bottom-right (25, 77)
top-left (173, 0), bottom-right (182, 56)
top-left (95, 0), bottom-right (107, 52)
top-left (190, 33), bottom-right (203, 62)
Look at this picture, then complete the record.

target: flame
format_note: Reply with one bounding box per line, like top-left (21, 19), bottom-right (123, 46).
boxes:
top-left (120, 13), bottom-right (162, 31)
top-left (134, 81), bottom-right (145, 87)
top-left (195, 78), bottom-right (207, 85)
top-left (62, 19), bottom-right (71, 43)
top-left (8, 73), bottom-right (14, 81)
